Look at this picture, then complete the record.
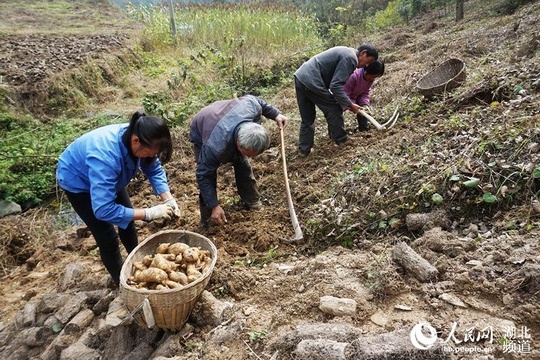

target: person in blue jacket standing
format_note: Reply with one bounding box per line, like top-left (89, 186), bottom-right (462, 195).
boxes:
top-left (189, 95), bottom-right (288, 228)
top-left (56, 111), bottom-right (180, 285)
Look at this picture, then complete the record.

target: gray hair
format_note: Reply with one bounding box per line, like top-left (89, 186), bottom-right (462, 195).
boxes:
top-left (237, 122), bottom-right (270, 154)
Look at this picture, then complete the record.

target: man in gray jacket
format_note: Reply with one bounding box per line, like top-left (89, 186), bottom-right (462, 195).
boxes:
top-left (189, 95), bottom-right (288, 227)
top-left (294, 44), bottom-right (379, 156)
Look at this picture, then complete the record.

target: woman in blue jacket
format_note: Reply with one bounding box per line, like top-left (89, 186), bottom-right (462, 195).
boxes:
top-left (56, 111), bottom-right (180, 285)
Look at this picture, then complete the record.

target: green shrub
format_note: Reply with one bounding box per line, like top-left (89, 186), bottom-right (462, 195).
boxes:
top-left (495, 0), bottom-right (536, 14)
top-left (0, 112), bottom-right (124, 207)
top-left (367, 0), bottom-right (404, 31)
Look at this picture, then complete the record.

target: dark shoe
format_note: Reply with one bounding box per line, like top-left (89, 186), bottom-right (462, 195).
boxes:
top-left (298, 148), bottom-right (312, 157)
top-left (243, 200), bottom-right (263, 210)
top-left (334, 136), bottom-right (349, 146)
top-left (357, 115), bottom-right (370, 131)
top-left (357, 124), bottom-right (370, 132)
top-left (200, 220), bottom-right (209, 229)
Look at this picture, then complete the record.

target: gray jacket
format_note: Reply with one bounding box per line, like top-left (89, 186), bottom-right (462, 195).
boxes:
top-left (189, 95), bottom-right (280, 208)
top-left (294, 46), bottom-right (358, 110)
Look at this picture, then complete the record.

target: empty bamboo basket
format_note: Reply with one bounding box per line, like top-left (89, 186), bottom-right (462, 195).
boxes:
top-left (119, 230), bottom-right (217, 331)
top-left (416, 58), bottom-right (466, 97)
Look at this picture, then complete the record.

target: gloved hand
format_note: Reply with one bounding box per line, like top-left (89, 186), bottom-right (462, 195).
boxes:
top-left (163, 197), bottom-right (181, 217)
top-left (144, 204), bottom-right (174, 221)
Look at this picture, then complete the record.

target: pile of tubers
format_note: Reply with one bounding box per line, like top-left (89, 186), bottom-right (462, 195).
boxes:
top-left (127, 242), bottom-right (213, 290)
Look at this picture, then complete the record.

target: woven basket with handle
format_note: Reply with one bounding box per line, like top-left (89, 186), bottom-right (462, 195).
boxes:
top-left (119, 230), bottom-right (217, 332)
top-left (416, 58), bottom-right (466, 97)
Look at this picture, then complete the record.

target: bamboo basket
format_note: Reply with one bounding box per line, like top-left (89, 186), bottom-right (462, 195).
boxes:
top-left (416, 58), bottom-right (466, 97)
top-left (119, 230), bottom-right (217, 332)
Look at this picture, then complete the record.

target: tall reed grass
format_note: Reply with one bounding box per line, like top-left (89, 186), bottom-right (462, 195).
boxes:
top-left (124, 3), bottom-right (323, 125)
top-left (127, 3), bottom-right (322, 61)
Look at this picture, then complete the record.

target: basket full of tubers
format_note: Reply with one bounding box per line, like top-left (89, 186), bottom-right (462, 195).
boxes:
top-left (119, 230), bottom-right (217, 331)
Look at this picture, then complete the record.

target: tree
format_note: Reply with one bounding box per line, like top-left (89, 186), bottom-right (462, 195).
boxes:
top-left (456, 0), bottom-right (464, 21)
top-left (169, 0), bottom-right (177, 45)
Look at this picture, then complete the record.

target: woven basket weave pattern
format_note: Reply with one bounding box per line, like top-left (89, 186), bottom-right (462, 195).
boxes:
top-left (416, 58), bottom-right (466, 97)
top-left (119, 230), bottom-right (217, 331)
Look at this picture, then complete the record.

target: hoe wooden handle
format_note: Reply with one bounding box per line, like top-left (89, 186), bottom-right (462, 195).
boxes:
top-left (279, 127), bottom-right (303, 243)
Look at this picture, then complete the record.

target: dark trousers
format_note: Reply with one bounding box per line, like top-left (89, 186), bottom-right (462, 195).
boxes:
top-left (194, 145), bottom-right (259, 226)
top-left (295, 77), bottom-right (347, 152)
top-left (357, 113), bottom-right (370, 131)
top-left (64, 189), bottom-right (137, 284)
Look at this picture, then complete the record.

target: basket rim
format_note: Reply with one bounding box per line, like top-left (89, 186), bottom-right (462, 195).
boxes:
top-left (416, 57), bottom-right (466, 90)
top-left (119, 229), bottom-right (217, 295)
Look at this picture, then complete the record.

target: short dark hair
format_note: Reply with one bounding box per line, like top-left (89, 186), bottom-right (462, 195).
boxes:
top-left (365, 60), bottom-right (385, 76)
top-left (357, 44), bottom-right (378, 60)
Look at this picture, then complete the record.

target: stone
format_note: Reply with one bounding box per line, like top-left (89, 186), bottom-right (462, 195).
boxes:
top-left (294, 339), bottom-right (349, 360)
top-left (0, 200), bottom-right (21, 218)
top-left (319, 296), bottom-right (357, 317)
top-left (60, 342), bottom-right (100, 360)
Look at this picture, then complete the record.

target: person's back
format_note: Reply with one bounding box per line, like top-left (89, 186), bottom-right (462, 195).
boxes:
top-left (294, 46), bottom-right (358, 98)
top-left (57, 124), bottom-right (129, 194)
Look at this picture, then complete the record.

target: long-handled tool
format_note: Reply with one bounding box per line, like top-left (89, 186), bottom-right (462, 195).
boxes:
top-left (279, 127), bottom-right (303, 243)
top-left (357, 105), bottom-right (400, 131)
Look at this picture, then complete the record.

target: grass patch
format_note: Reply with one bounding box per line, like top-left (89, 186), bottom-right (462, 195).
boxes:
top-left (0, 0), bottom-right (132, 35)
top-left (0, 111), bottom-right (125, 207)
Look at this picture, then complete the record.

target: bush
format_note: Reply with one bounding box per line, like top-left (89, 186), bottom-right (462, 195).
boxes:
top-left (367, 0), bottom-right (404, 31)
top-left (0, 112), bottom-right (124, 207)
top-left (495, 0), bottom-right (536, 14)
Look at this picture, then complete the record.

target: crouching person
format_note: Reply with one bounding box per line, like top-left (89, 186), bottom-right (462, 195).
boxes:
top-left (189, 95), bottom-right (287, 228)
top-left (344, 60), bottom-right (385, 132)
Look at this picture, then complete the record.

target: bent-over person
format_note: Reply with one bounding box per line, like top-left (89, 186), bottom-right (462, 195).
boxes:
top-left (189, 95), bottom-right (288, 228)
top-left (56, 111), bottom-right (181, 285)
top-left (344, 60), bottom-right (385, 132)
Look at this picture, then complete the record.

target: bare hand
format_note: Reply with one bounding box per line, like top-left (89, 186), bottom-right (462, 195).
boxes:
top-left (211, 205), bottom-right (227, 225)
top-left (349, 103), bottom-right (362, 114)
top-left (275, 114), bottom-right (288, 129)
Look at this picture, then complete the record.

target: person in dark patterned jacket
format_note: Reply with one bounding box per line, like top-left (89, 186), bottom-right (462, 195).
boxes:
top-left (189, 95), bottom-right (288, 227)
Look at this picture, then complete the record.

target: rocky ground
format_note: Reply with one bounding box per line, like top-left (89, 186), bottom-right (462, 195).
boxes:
top-left (1, 0), bottom-right (540, 359)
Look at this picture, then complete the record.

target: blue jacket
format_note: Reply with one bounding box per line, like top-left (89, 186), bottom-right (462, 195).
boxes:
top-left (189, 95), bottom-right (279, 209)
top-left (56, 123), bottom-right (170, 229)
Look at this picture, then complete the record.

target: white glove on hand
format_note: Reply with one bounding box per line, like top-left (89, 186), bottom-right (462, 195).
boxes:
top-left (144, 204), bottom-right (174, 221)
top-left (163, 198), bottom-right (181, 217)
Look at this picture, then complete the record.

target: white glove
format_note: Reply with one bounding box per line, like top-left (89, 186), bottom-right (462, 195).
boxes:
top-left (163, 198), bottom-right (181, 217)
top-left (144, 204), bottom-right (174, 221)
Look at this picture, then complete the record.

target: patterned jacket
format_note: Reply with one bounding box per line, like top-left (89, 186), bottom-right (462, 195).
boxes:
top-left (189, 95), bottom-right (280, 209)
